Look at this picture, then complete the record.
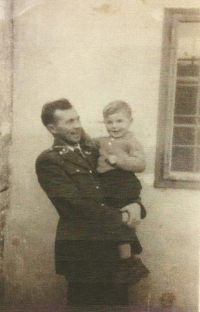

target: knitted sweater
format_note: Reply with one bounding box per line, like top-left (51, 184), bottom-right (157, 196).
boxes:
top-left (96, 131), bottom-right (146, 174)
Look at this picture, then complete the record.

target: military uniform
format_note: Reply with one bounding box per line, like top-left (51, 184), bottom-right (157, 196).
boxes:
top-left (35, 136), bottom-right (149, 305)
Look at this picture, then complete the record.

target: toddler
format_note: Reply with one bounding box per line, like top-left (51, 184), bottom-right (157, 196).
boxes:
top-left (96, 100), bottom-right (146, 259)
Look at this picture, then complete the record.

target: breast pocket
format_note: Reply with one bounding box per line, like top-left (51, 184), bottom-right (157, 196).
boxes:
top-left (64, 164), bottom-right (98, 199)
top-left (64, 164), bottom-right (90, 176)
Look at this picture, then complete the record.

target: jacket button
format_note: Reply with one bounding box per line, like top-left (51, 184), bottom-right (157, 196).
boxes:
top-left (101, 204), bottom-right (105, 207)
top-left (89, 170), bottom-right (92, 173)
top-left (96, 186), bottom-right (99, 189)
top-left (76, 169), bottom-right (80, 172)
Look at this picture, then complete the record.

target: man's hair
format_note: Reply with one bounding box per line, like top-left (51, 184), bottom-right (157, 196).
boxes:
top-left (103, 100), bottom-right (132, 118)
top-left (41, 98), bottom-right (73, 126)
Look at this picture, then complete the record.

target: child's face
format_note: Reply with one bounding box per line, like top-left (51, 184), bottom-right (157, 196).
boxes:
top-left (104, 111), bottom-right (133, 138)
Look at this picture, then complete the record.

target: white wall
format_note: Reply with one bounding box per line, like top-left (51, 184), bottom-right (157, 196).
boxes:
top-left (2, 0), bottom-right (200, 309)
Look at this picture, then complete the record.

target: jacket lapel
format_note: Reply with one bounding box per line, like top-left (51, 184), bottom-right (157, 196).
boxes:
top-left (81, 143), bottom-right (99, 172)
top-left (62, 149), bottom-right (90, 169)
top-left (52, 138), bottom-right (91, 169)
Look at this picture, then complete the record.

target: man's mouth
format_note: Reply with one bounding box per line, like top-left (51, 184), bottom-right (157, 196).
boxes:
top-left (71, 130), bottom-right (82, 136)
top-left (111, 130), bottom-right (120, 134)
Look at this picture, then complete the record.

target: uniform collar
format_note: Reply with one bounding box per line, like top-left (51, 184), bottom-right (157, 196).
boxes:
top-left (52, 137), bottom-right (95, 169)
top-left (52, 135), bottom-right (93, 150)
top-left (61, 143), bottom-right (81, 152)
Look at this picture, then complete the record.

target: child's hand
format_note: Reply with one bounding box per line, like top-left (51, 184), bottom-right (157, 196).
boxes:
top-left (106, 154), bottom-right (118, 166)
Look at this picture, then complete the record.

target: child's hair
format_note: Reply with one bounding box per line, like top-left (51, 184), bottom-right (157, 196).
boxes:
top-left (103, 100), bottom-right (132, 118)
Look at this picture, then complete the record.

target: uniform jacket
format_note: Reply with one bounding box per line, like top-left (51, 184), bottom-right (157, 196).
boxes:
top-left (35, 136), bottom-right (134, 242)
top-left (35, 135), bottom-right (146, 277)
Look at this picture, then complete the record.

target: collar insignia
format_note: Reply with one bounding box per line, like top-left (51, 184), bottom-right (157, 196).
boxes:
top-left (52, 146), bottom-right (70, 154)
top-left (84, 151), bottom-right (91, 155)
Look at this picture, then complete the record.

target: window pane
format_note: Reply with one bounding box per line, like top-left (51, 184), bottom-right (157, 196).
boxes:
top-left (177, 22), bottom-right (200, 59)
top-left (198, 127), bottom-right (200, 146)
top-left (177, 63), bottom-right (199, 77)
top-left (174, 86), bottom-right (198, 115)
top-left (171, 147), bottom-right (194, 171)
top-left (174, 116), bottom-right (196, 124)
top-left (173, 126), bottom-right (195, 145)
top-left (196, 148), bottom-right (200, 172)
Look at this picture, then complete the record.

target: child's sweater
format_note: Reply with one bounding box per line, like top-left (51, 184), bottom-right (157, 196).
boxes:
top-left (96, 131), bottom-right (146, 174)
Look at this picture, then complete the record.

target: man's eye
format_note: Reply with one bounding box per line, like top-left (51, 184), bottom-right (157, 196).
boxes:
top-left (66, 119), bottom-right (73, 124)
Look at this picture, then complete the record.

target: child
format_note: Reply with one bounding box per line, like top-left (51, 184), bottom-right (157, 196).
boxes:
top-left (96, 100), bottom-right (146, 260)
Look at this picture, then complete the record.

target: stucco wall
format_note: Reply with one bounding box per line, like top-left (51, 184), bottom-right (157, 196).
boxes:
top-left (0, 0), bottom-right (12, 304)
top-left (2, 0), bottom-right (200, 310)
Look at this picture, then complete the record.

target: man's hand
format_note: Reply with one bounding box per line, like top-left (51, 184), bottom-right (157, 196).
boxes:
top-left (122, 211), bottom-right (129, 223)
top-left (106, 154), bottom-right (118, 166)
top-left (120, 203), bottom-right (141, 227)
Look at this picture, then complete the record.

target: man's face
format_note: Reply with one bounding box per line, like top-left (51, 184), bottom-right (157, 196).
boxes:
top-left (48, 108), bottom-right (83, 144)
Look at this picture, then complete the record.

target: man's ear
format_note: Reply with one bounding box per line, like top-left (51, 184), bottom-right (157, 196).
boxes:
top-left (47, 124), bottom-right (57, 135)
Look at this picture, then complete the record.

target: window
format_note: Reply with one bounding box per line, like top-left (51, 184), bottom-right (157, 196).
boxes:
top-left (155, 8), bottom-right (200, 189)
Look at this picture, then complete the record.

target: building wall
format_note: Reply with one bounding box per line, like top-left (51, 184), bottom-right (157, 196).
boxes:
top-left (2, 0), bottom-right (200, 310)
top-left (0, 0), bottom-right (12, 303)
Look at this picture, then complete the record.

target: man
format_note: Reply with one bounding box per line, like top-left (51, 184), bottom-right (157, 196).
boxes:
top-left (35, 99), bottom-right (149, 306)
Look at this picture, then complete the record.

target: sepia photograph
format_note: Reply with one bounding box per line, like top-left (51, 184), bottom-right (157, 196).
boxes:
top-left (0, 0), bottom-right (200, 311)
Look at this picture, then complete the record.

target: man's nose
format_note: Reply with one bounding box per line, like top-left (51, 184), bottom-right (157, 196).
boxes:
top-left (73, 120), bottom-right (81, 128)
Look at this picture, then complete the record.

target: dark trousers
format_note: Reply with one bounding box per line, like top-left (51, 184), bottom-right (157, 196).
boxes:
top-left (67, 282), bottom-right (129, 306)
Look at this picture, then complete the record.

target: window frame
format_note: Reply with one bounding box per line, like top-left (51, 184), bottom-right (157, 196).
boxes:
top-left (154, 8), bottom-right (200, 189)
